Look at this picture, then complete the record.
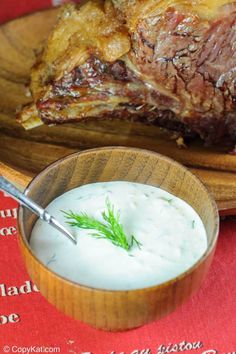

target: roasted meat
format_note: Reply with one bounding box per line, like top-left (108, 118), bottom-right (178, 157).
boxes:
top-left (19, 0), bottom-right (236, 146)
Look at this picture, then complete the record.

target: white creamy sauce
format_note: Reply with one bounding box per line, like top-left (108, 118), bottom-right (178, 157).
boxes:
top-left (30, 182), bottom-right (207, 290)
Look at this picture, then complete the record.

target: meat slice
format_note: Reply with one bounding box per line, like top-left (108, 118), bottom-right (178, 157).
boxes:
top-left (19, 0), bottom-right (236, 147)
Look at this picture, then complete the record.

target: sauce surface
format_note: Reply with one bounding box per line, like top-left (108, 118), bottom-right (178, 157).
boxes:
top-left (30, 182), bottom-right (207, 290)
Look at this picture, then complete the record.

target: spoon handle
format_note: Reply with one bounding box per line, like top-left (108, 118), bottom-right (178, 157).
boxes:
top-left (0, 176), bottom-right (76, 244)
top-left (0, 175), bottom-right (47, 219)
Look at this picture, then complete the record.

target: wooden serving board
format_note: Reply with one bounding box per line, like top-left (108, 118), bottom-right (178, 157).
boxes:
top-left (0, 8), bottom-right (236, 214)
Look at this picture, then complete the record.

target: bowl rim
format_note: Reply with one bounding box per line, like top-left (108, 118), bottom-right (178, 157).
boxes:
top-left (18, 146), bottom-right (220, 293)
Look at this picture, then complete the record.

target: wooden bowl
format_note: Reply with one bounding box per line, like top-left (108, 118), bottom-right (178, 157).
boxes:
top-left (17, 147), bottom-right (219, 331)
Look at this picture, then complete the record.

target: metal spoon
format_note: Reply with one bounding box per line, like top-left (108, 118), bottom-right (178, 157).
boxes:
top-left (0, 176), bottom-right (77, 245)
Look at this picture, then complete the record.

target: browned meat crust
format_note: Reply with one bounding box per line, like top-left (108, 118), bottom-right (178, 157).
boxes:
top-left (19, 0), bottom-right (236, 147)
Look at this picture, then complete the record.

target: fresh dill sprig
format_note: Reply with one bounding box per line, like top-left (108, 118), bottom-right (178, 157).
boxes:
top-left (62, 198), bottom-right (142, 251)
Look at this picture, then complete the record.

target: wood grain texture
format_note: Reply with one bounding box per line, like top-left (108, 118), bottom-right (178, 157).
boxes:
top-left (0, 161), bottom-right (32, 191)
top-left (0, 135), bottom-right (235, 214)
top-left (17, 147), bottom-right (219, 331)
top-left (0, 9), bottom-right (235, 211)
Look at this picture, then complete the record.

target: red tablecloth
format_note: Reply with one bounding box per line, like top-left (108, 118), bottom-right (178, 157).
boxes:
top-left (0, 193), bottom-right (236, 353)
top-left (0, 1), bottom-right (236, 353)
top-left (0, 0), bottom-right (76, 24)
